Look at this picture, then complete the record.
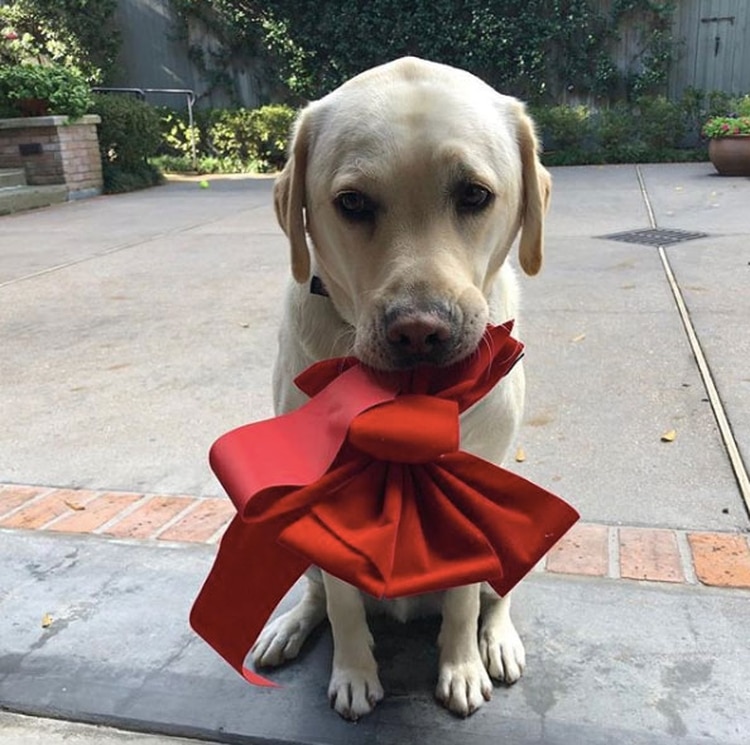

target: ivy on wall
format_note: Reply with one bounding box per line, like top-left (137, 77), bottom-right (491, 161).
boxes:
top-left (171, 0), bottom-right (676, 103)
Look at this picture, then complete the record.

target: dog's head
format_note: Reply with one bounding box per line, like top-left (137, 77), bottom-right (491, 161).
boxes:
top-left (274, 57), bottom-right (550, 370)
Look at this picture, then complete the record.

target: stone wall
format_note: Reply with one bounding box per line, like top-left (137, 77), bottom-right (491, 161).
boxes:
top-left (0, 115), bottom-right (103, 199)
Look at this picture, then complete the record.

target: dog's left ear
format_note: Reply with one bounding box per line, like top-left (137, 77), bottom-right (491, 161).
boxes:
top-left (516, 106), bottom-right (551, 277)
top-left (274, 108), bottom-right (312, 283)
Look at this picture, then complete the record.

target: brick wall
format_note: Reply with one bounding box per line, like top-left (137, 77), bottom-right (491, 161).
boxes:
top-left (0, 115), bottom-right (103, 199)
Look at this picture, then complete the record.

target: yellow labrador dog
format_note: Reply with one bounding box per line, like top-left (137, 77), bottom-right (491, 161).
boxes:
top-left (251, 57), bottom-right (550, 720)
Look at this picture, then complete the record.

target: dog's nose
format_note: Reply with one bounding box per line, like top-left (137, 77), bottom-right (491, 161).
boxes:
top-left (386, 313), bottom-right (452, 357)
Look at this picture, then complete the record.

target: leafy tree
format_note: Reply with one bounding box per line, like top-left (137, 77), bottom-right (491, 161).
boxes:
top-left (0, 0), bottom-right (119, 82)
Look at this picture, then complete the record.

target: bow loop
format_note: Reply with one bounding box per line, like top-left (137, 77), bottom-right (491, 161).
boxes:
top-left (348, 395), bottom-right (459, 463)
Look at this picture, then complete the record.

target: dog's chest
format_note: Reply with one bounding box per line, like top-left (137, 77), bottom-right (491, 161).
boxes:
top-left (364, 591), bottom-right (444, 622)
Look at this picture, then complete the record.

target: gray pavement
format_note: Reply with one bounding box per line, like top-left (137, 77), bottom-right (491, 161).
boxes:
top-left (0, 711), bottom-right (217, 745)
top-left (1, 165), bottom-right (749, 744)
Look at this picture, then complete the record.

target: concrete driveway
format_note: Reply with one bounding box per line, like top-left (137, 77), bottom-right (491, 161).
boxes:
top-left (1, 164), bottom-right (749, 744)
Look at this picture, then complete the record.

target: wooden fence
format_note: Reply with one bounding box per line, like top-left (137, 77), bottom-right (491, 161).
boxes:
top-left (670, 0), bottom-right (750, 97)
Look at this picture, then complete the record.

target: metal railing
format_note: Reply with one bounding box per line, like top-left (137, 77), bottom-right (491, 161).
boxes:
top-left (92, 87), bottom-right (197, 169)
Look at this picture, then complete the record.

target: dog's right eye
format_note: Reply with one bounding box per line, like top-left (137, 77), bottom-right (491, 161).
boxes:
top-left (335, 191), bottom-right (376, 221)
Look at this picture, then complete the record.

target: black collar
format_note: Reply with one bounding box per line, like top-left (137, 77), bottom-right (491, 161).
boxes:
top-left (310, 275), bottom-right (330, 297)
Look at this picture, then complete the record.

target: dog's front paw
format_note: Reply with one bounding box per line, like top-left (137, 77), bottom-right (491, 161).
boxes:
top-left (328, 662), bottom-right (384, 721)
top-left (251, 607), bottom-right (320, 668)
top-left (435, 656), bottom-right (492, 717)
top-left (479, 618), bottom-right (526, 684)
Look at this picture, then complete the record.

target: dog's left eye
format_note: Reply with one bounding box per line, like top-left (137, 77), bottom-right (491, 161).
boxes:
top-left (335, 191), bottom-right (376, 221)
top-left (456, 183), bottom-right (493, 212)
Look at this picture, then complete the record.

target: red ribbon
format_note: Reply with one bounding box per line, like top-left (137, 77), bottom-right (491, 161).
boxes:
top-left (190, 322), bottom-right (579, 687)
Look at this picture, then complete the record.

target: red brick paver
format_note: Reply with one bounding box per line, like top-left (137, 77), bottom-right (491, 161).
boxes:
top-left (102, 495), bottom-right (192, 539)
top-left (545, 523), bottom-right (609, 577)
top-left (3, 483), bottom-right (750, 591)
top-left (157, 498), bottom-right (235, 543)
top-left (688, 533), bottom-right (750, 588)
top-left (0, 489), bottom-right (99, 530)
top-left (47, 491), bottom-right (143, 534)
top-left (619, 527), bottom-right (685, 583)
top-left (0, 485), bottom-right (50, 519)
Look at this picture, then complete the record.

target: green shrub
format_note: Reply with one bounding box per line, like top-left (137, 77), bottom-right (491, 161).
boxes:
top-left (594, 103), bottom-right (637, 153)
top-left (247, 104), bottom-right (297, 170)
top-left (90, 93), bottom-right (163, 192)
top-left (156, 106), bottom-right (206, 158)
top-left (733, 95), bottom-right (750, 117)
top-left (150, 153), bottom-right (248, 174)
top-left (100, 161), bottom-right (162, 194)
top-left (152, 92), bottom-right (746, 173)
top-left (208, 104), bottom-right (296, 171)
top-left (634, 95), bottom-right (684, 150)
top-left (534, 93), bottom-right (719, 166)
top-left (0, 62), bottom-right (92, 118)
top-left (529, 105), bottom-right (590, 151)
top-left (207, 108), bottom-right (257, 163)
top-left (155, 103), bottom-right (297, 173)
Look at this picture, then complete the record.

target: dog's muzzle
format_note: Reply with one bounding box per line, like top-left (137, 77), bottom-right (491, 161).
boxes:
top-left (383, 303), bottom-right (457, 368)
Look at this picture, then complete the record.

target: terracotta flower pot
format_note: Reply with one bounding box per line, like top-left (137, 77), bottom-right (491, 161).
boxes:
top-left (16, 97), bottom-right (50, 117)
top-left (708, 136), bottom-right (750, 176)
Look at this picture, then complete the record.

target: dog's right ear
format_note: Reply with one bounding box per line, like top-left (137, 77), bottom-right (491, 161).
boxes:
top-left (516, 106), bottom-right (551, 277)
top-left (274, 110), bottom-right (312, 283)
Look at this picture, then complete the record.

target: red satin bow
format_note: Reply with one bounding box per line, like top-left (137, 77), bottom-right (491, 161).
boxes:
top-left (190, 322), bottom-right (579, 687)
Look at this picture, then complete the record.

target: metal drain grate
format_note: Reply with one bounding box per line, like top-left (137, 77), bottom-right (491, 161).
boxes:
top-left (600, 227), bottom-right (708, 247)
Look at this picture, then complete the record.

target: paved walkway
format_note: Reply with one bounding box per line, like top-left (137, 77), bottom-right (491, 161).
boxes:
top-left (1, 165), bottom-right (749, 744)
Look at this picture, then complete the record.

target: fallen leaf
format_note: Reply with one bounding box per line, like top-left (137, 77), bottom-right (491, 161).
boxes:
top-left (41, 613), bottom-right (53, 628)
top-left (570, 333), bottom-right (586, 343)
top-left (515, 447), bottom-right (527, 463)
top-left (63, 500), bottom-right (85, 511)
top-left (661, 429), bottom-right (677, 443)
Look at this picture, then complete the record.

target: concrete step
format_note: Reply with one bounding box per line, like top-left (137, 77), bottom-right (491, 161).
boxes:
top-left (0, 184), bottom-right (67, 216)
top-left (0, 168), bottom-right (27, 189)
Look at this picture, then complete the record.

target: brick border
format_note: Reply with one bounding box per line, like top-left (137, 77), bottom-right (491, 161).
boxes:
top-left (2, 483), bottom-right (749, 590)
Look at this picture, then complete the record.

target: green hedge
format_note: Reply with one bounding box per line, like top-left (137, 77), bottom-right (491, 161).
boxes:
top-left (90, 93), bottom-right (163, 193)
top-left (532, 89), bottom-right (749, 166)
top-left (150, 90), bottom-right (749, 176)
top-left (154, 104), bottom-right (296, 174)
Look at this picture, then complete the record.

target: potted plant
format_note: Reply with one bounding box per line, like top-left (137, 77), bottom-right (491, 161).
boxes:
top-left (0, 63), bottom-right (93, 120)
top-left (702, 114), bottom-right (750, 176)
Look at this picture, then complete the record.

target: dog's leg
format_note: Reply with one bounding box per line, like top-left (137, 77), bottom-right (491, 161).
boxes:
top-left (478, 586), bottom-right (526, 683)
top-left (251, 575), bottom-right (327, 667)
top-left (323, 572), bottom-right (384, 720)
top-left (435, 583), bottom-right (492, 716)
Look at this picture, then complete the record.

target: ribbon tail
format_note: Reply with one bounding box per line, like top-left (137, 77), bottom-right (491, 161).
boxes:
top-left (189, 514), bottom-right (309, 687)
